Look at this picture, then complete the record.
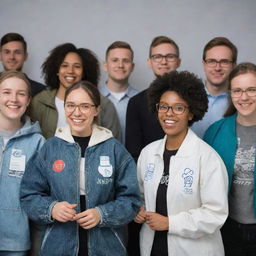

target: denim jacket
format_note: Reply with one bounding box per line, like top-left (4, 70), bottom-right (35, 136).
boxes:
top-left (0, 117), bottom-right (45, 251)
top-left (20, 125), bottom-right (141, 256)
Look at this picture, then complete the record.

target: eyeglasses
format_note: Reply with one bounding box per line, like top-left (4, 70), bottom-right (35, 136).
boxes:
top-left (204, 59), bottom-right (233, 67)
top-left (156, 103), bottom-right (188, 115)
top-left (230, 87), bottom-right (256, 98)
top-left (64, 102), bottom-right (96, 114)
top-left (151, 54), bottom-right (178, 63)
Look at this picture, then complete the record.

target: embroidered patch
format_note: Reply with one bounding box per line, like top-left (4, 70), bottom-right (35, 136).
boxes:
top-left (182, 168), bottom-right (194, 194)
top-left (52, 160), bottom-right (65, 172)
top-left (145, 163), bottom-right (155, 181)
top-left (98, 156), bottom-right (113, 177)
top-left (9, 149), bottom-right (26, 178)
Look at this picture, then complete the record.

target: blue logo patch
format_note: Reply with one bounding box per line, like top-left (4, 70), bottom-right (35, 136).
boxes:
top-left (145, 163), bottom-right (155, 181)
top-left (182, 168), bottom-right (194, 194)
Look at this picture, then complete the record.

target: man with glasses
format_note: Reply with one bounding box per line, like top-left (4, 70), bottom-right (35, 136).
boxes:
top-left (126, 36), bottom-right (180, 256)
top-left (192, 37), bottom-right (237, 138)
top-left (126, 36), bottom-right (181, 161)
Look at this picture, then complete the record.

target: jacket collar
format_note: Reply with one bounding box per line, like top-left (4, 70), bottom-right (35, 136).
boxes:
top-left (155, 129), bottom-right (199, 159)
top-left (55, 124), bottom-right (113, 147)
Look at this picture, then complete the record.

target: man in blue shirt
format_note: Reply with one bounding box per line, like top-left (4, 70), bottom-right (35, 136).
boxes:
top-left (99, 41), bottom-right (138, 144)
top-left (191, 37), bottom-right (237, 138)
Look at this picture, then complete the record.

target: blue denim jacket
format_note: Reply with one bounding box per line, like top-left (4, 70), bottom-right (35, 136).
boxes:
top-left (0, 117), bottom-right (45, 251)
top-left (20, 125), bottom-right (141, 256)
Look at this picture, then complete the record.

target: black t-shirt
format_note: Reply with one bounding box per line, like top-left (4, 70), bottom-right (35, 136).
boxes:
top-left (72, 135), bottom-right (90, 157)
top-left (151, 148), bottom-right (178, 256)
top-left (72, 135), bottom-right (90, 256)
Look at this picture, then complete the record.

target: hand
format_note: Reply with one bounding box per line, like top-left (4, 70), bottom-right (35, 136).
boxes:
top-left (73, 208), bottom-right (101, 229)
top-left (146, 212), bottom-right (169, 231)
top-left (134, 206), bottom-right (146, 223)
top-left (51, 202), bottom-right (77, 222)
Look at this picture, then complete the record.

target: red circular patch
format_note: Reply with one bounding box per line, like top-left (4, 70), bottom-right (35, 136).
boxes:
top-left (52, 160), bottom-right (65, 172)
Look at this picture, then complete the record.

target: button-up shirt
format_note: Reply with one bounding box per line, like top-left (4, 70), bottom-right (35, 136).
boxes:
top-left (99, 84), bottom-right (139, 144)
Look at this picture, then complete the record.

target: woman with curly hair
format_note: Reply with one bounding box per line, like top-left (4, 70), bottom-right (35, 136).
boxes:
top-left (204, 62), bottom-right (256, 255)
top-left (29, 43), bottom-right (121, 140)
top-left (134, 70), bottom-right (228, 255)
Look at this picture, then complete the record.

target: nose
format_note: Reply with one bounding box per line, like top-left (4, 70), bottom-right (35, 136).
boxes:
top-left (10, 92), bottom-right (18, 102)
top-left (161, 57), bottom-right (167, 64)
top-left (67, 65), bottom-right (74, 73)
top-left (166, 107), bottom-right (175, 115)
top-left (10, 52), bottom-right (15, 59)
top-left (118, 60), bottom-right (124, 68)
top-left (241, 90), bottom-right (249, 100)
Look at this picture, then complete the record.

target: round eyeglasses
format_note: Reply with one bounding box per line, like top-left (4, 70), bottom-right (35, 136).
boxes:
top-left (230, 87), bottom-right (256, 98)
top-left (64, 103), bottom-right (96, 114)
top-left (156, 103), bottom-right (188, 115)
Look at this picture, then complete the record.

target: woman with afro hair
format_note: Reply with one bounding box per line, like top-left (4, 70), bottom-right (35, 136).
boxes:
top-left (29, 43), bottom-right (121, 140)
top-left (134, 70), bottom-right (228, 256)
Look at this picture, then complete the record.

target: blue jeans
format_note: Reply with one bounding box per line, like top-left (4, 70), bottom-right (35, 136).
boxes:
top-left (0, 252), bottom-right (28, 256)
top-left (221, 217), bottom-right (256, 256)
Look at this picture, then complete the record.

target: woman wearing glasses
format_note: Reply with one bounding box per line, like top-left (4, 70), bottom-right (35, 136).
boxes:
top-left (20, 81), bottom-right (141, 256)
top-left (204, 62), bottom-right (256, 256)
top-left (134, 71), bottom-right (228, 256)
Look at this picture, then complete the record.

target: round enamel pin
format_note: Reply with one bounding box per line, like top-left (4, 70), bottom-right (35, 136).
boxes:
top-left (52, 160), bottom-right (65, 172)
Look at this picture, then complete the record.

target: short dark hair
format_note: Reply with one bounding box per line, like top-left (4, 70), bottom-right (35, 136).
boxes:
top-left (0, 33), bottom-right (27, 52)
top-left (149, 36), bottom-right (179, 57)
top-left (148, 71), bottom-right (208, 126)
top-left (225, 62), bottom-right (256, 117)
top-left (203, 37), bottom-right (237, 63)
top-left (64, 80), bottom-right (100, 107)
top-left (106, 41), bottom-right (134, 60)
top-left (41, 43), bottom-right (100, 89)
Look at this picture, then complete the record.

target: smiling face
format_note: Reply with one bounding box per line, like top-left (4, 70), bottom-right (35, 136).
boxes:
top-left (147, 43), bottom-right (180, 76)
top-left (65, 87), bottom-right (99, 137)
top-left (231, 73), bottom-right (256, 125)
top-left (0, 41), bottom-right (28, 71)
top-left (0, 77), bottom-right (30, 129)
top-left (158, 91), bottom-right (193, 148)
top-left (203, 45), bottom-right (234, 90)
top-left (104, 48), bottom-right (134, 84)
top-left (58, 52), bottom-right (83, 90)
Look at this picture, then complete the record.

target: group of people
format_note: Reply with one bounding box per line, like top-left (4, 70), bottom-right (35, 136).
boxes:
top-left (0, 31), bottom-right (255, 256)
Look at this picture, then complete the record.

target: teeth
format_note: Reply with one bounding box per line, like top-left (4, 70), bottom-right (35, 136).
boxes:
top-left (72, 119), bottom-right (83, 123)
top-left (8, 105), bottom-right (19, 109)
top-left (65, 76), bottom-right (75, 82)
top-left (165, 120), bottom-right (175, 124)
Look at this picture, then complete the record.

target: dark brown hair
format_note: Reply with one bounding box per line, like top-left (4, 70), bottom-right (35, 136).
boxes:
top-left (149, 36), bottom-right (179, 57)
top-left (106, 41), bottom-right (134, 60)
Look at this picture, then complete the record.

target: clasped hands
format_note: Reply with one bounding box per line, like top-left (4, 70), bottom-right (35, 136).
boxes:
top-left (134, 206), bottom-right (169, 231)
top-left (51, 201), bottom-right (100, 229)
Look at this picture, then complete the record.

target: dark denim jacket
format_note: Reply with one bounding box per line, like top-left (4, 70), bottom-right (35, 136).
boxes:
top-left (20, 125), bottom-right (140, 256)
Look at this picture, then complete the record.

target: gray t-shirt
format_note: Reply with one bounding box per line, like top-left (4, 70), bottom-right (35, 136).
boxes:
top-left (229, 122), bottom-right (256, 224)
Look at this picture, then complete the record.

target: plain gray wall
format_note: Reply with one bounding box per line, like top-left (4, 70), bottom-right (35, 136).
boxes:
top-left (0, 0), bottom-right (255, 91)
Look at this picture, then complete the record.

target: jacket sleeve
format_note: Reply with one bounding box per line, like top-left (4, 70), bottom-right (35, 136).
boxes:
top-left (98, 95), bottom-right (122, 141)
top-left (169, 150), bottom-right (229, 239)
top-left (97, 150), bottom-right (141, 227)
top-left (125, 97), bottom-right (143, 162)
top-left (20, 148), bottom-right (56, 225)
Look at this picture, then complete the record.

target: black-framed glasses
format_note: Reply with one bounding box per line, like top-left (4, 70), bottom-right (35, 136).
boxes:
top-left (64, 102), bottom-right (96, 114)
top-left (230, 87), bottom-right (256, 98)
top-left (156, 103), bottom-right (188, 115)
top-left (151, 54), bottom-right (178, 63)
top-left (204, 59), bottom-right (233, 67)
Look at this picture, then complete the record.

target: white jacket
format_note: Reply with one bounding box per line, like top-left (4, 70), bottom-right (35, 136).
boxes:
top-left (137, 129), bottom-right (228, 256)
